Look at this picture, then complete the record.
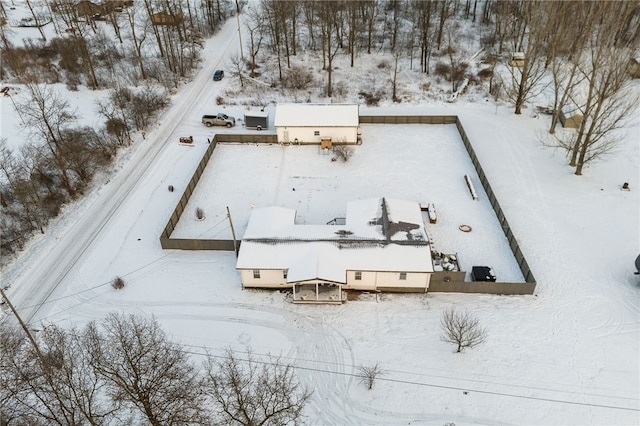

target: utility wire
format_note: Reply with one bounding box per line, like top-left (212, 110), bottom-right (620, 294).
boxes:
top-left (180, 343), bottom-right (640, 413)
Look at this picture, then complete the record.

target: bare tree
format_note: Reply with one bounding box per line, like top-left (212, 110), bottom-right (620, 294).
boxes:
top-left (228, 54), bottom-right (247, 88)
top-left (360, 0), bottom-right (379, 55)
top-left (245, 3), bottom-right (266, 77)
top-left (319, 1), bottom-right (342, 97)
top-left (0, 321), bottom-right (111, 425)
top-left (204, 348), bottom-right (311, 426)
top-left (358, 363), bottom-right (384, 390)
top-left (385, 0), bottom-right (403, 53)
top-left (86, 313), bottom-right (207, 426)
top-left (443, 23), bottom-right (468, 93)
top-left (25, 0), bottom-right (46, 41)
top-left (413, 0), bottom-right (434, 74)
top-left (124, 1), bottom-right (150, 81)
top-left (435, 0), bottom-right (454, 51)
top-left (37, 324), bottom-right (116, 425)
top-left (568, 1), bottom-right (639, 175)
top-left (0, 141), bottom-right (47, 234)
top-left (440, 308), bottom-right (487, 353)
top-left (0, 2), bottom-right (14, 52)
top-left (346, 0), bottom-right (361, 67)
top-left (503, 1), bottom-right (552, 114)
top-left (14, 82), bottom-right (78, 198)
top-left (0, 323), bottom-right (31, 424)
top-left (262, 0), bottom-right (285, 80)
top-left (50, 0), bottom-right (100, 88)
top-left (333, 145), bottom-right (354, 162)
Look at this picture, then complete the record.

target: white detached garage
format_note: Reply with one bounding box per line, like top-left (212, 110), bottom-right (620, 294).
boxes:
top-left (274, 104), bottom-right (360, 145)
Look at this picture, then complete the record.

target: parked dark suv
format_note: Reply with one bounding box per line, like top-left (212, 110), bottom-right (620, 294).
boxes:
top-left (213, 70), bottom-right (224, 81)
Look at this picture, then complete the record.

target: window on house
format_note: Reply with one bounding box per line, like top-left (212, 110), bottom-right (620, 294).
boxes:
top-left (399, 272), bottom-right (407, 280)
top-left (314, 130), bottom-right (320, 136)
top-left (283, 270), bottom-right (288, 279)
top-left (355, 271), bottom-right (362, 280)
top-left (253, 270), bottom-right (261, 279)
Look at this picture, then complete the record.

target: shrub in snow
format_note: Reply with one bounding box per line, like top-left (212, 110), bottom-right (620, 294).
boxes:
top-left (112, 276), bottom-right (125, 290)
top-left (477, 68), bottom-right (493, 79)
top-left (358, 363), bottom-right (384, 390)
top-left (435, 62), bottom-right (451, 77)
top-left (359, 91), bottom-right (382, 106)
top-left (334, 146), bottom-right (354, 162)
top-left (283, 66), bottom-right (315, 90)
top-left (196, 207), bottom-right (205, 220)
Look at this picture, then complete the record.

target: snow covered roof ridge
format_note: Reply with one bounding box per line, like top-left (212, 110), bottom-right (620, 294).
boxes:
top-left (274, 103), bottom-right (359, 127)
top-left (242, 197), bottom-right (429, 246)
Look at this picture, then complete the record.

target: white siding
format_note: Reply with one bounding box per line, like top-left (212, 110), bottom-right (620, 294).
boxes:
top-left (344, 270), bottom-right (430, 291)
top-left (375, 271), bottom-right (430, 289)
top-left (276, 126), bottom-right (358, 144)
top-left (344, 270), bottom-right (377, 290)
top-left (240, 269), bottom-right (289, 288)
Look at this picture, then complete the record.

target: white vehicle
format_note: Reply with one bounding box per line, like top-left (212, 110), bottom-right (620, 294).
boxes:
top-left (202, 113), bottom-right (235, 127)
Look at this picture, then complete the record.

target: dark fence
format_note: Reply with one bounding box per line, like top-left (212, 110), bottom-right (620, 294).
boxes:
top-left (159, 118), bottom-right (536, 295)
top-left (214, 134), bottom-right (278, 144)
top-left (161, 238), bottom-right (237, 251)
top-left (428, 281), bottom-right (536, 294)
top-left (359, 115), bottom-right (457, 125)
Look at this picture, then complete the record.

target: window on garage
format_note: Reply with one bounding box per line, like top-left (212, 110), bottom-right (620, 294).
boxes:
top-left (314, 130), bottom-right (320, 136)
top-left (253, 270), bottom-right (261, 279)
top-left (399, 272), bottom-right (407, 280)
top-left (355, 271), bottom-right (362, 280)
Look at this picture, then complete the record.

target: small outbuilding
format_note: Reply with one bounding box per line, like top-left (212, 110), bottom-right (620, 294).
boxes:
top-left (559, 104), bottom-right (583, 129)
top-left (274, 104), bottom-right (359, 145)
top-left (509, 52), bottom-right (526, 67)
top-left (76, 0), bottom-right (102, 17)
top-left (627, 58), bottom-right (640, 78)
top-left (151, 11), bottom-right (184, 26)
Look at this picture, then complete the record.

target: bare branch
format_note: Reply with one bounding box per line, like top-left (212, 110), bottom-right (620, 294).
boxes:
top-left (440, 308), bottom-right (487, 353)
top-left (357, 363), bottom-right (384, 390)
top-left (204, 348), bottom-right (311, 426)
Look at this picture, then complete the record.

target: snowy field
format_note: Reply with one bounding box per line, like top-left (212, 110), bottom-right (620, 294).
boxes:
top-left (1, 4), bottom-right (639, 425)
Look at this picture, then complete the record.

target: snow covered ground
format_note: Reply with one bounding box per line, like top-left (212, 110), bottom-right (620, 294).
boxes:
top-left (1, 5), bottom-right (639, 426)
top-left (169, 123), bottom-right (524, 283)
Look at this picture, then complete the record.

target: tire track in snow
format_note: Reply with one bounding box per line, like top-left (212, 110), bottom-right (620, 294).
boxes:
top-left (63, 292), bottom-right (454, 424)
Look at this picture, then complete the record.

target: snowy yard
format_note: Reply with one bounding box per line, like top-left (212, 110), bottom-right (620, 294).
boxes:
top-left (170, 123), bottom-right (523, 282)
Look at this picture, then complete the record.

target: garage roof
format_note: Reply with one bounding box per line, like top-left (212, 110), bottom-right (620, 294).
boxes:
top-left (274, 104), bottom-right (359, 127)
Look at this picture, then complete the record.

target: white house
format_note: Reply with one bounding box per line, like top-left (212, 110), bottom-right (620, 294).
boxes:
top-left (274, 104), bottom-right (360, 145)
top-left (236, 197), bottom-right (434, 304)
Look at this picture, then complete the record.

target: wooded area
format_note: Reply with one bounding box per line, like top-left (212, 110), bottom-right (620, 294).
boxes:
top-left (0, 312), bottom-right (310, 425)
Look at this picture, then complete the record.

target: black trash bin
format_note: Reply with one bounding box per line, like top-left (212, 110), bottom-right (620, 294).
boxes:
top-left (471, 266), bottom-right (496, 282)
